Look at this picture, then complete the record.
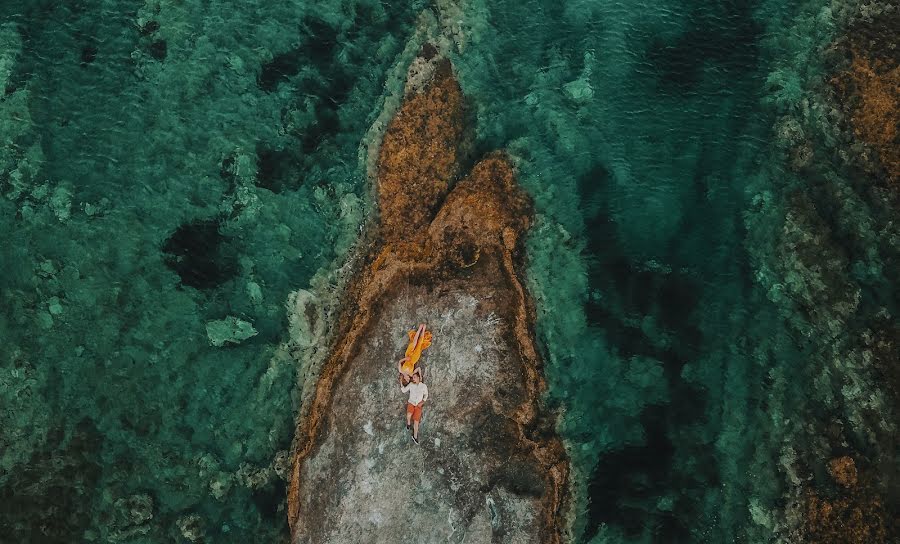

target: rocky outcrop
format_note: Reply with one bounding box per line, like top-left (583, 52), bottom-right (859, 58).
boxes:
top-left (376, 54), bottom-right (471, 242)
top-left (286, 46), bottom-right (568, 543)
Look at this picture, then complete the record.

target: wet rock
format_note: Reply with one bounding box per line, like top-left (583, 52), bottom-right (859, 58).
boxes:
top-left (205, 316), bottom-right (258, 347)
top-left (773, 194), bottom-right (860, 338)
top-left (746, 3), bottom-right (900, 541)
top-left (287, 289), bottom-right (324, 349)
top-left (802, 488), bottom-right (886, 543)
top-left (376, 52), bottom-right (470, 242)
top-left (272, 449), bottom-right (291, 481)
top-left (236, 462), bottom-right (274, 490)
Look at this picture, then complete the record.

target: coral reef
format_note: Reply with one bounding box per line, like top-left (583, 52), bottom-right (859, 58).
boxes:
top-left (287, 46), bottom-right (568, 543)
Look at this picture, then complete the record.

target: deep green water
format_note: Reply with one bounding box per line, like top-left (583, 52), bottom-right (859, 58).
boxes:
top-left (1, 0), bottom-right (895, 543)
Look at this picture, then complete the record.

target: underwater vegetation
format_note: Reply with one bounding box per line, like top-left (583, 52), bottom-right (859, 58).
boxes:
top-left (0, 0), bottom-right (897, 542)
top-left (1, 0), bottom-right (418, 541)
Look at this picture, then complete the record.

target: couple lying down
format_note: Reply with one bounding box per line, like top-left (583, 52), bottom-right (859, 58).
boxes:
top-left (397, 324), bottom-right (431, 445)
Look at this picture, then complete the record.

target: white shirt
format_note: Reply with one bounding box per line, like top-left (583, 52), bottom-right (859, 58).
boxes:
top-left (401, 382), bottom-right (428, 406)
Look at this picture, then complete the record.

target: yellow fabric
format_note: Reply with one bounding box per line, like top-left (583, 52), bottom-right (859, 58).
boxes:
top-left (400, 329), bottom-right (432, 374)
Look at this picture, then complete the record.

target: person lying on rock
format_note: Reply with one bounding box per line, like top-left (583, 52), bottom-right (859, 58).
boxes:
top-left (401, 371), bottom-right (428, 445)
top-left (397, 323), bottom-right (431, 385)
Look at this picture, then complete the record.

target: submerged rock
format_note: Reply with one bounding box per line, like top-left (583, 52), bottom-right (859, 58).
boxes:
top-left (110, 494), bottom-right (154, 541)
top-left (827, 456), bottom-right (858, 489)
top-left (287, 45), bottom-right (568, 543)
top-left (176, 514), bottom-right (205, 542)
top-left (205, 316), bottom-right (258, 347)
top-left (832, 6), bottom-right (899, 183)
top-left (801, 492), bottom-right (886, 543)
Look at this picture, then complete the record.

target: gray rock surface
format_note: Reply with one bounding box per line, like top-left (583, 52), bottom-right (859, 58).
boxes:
top-left (293, 284), bottom-right (554, 543)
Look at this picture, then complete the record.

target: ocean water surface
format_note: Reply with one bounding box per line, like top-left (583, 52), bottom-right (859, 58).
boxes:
top-left (2, 0), bottom-right (895, 542)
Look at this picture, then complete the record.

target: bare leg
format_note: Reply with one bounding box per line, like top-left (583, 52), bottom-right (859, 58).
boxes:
top-left (406, 410), bottom-right (412, 428)
top-left (411, 323), bottom-right (426, 349)
top-left (413, 419), bottom-right (419, 440)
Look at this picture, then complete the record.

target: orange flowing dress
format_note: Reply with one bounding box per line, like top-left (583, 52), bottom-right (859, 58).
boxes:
top-left (400, 328), bottom-right (432, 375)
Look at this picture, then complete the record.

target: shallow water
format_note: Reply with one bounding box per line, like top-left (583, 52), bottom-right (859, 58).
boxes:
top-left (451, 1), bottom-right (795, 540)
top-left (1, 1), bottom-right (418, 541)
top-left (1, 0), bottom-right (894, 542)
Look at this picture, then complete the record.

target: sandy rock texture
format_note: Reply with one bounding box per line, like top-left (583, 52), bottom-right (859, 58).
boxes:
top-left (286, 45), bottom-right (568, 543)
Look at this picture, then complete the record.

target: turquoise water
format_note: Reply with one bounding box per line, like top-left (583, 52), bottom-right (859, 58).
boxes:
top-left (2, 0), bottom-right (896, 542)
top-left (1, 1), bottom-right (418, 541)
top-left (453, 1), bottom-right (782, 540)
